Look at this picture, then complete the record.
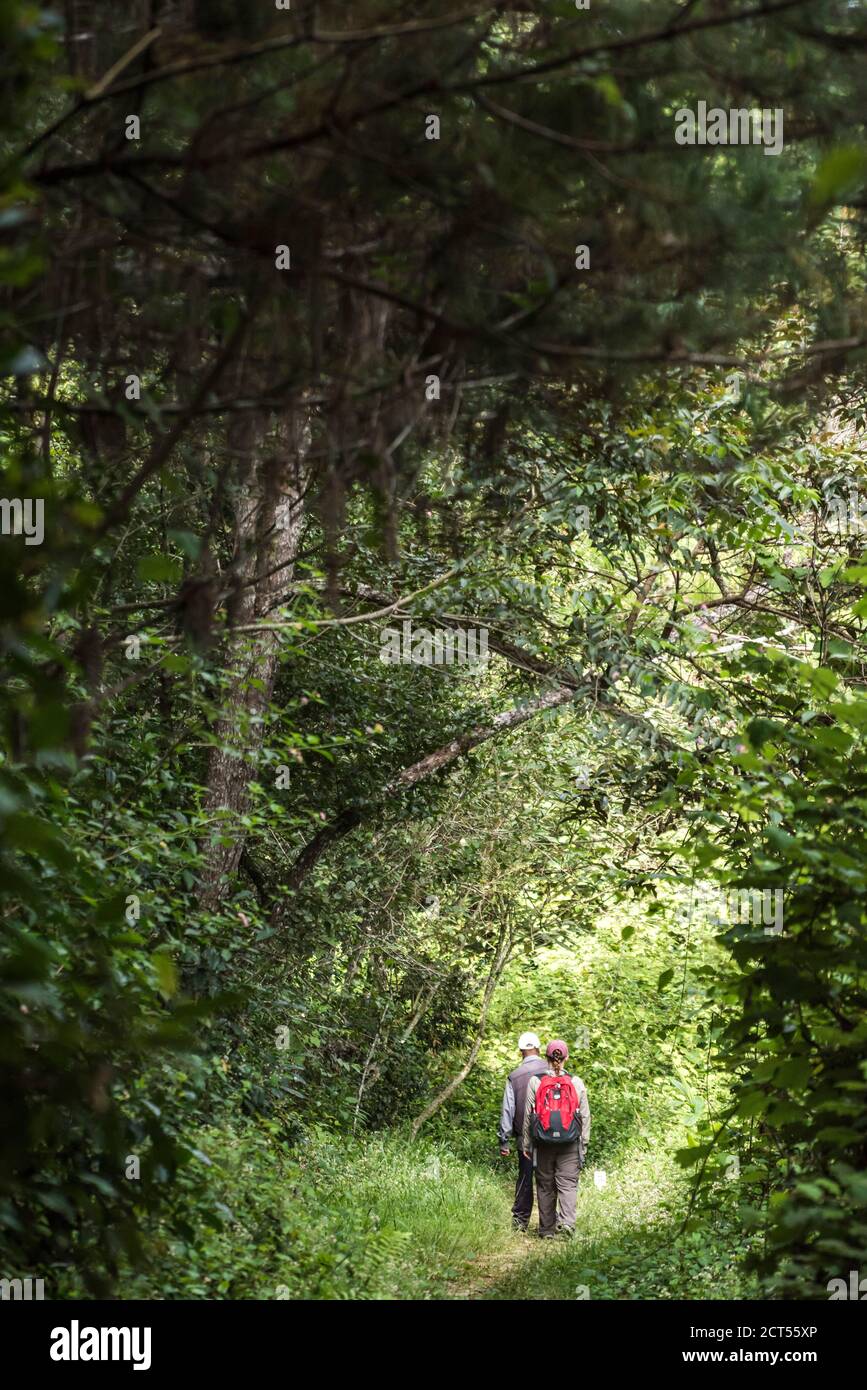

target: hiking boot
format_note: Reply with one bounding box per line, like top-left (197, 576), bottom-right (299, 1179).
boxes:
top-left (512, 1219), bottom-right (528, 1233)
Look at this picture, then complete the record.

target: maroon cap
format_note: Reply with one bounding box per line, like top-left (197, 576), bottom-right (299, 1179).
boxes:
top-left (546, 1039), bottom-right (569, 1061)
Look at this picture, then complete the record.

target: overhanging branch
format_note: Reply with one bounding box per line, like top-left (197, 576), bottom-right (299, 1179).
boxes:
top-left (277, 684), bottom-right (577, 904)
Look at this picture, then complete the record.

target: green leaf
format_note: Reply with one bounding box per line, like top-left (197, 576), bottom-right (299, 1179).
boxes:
top-left (152, 950), bottom-right (178, 999)
top-left (138, 554), bottom-right (182, 584)
top-left (809, 146), bottom-right (867, 210)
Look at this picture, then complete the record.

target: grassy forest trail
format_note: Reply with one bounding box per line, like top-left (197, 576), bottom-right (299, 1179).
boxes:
top-left (6, 0), bottom-right (867, 1319)
top-left (448, 1220), bottom-right (537, 1300)
top-left (100, 926), bottom-right (757, 1302)
top-left (56, 927), bottom-right (759, 1303)
top-left (440, 1146), bottom-right (755, 1302)
top-left (90, 1119), bottom-right (751, 1302)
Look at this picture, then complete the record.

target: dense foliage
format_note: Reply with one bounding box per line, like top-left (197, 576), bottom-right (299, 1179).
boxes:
top-left (1, 0), bottom-right (867, 1300)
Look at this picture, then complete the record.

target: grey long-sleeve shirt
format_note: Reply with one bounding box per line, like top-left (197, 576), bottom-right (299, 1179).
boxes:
top-left (498, 1056), bottom-right (548, 1148)
top-left (498, 1077), bottom-right (517, 1147)
top-left (521, 1069), bottom-right (591, 1165)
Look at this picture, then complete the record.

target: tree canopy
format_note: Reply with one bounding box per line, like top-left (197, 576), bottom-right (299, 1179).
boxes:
top-left (2, 0), bottom-right (867, 1305)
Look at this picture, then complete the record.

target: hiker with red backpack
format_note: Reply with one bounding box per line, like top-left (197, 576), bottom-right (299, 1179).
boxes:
top-left (521, 1040), bottom-right (591, 1238)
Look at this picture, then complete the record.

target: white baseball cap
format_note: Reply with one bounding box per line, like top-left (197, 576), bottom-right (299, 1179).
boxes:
top-left (518, 1032), bottom-right (541, 1050)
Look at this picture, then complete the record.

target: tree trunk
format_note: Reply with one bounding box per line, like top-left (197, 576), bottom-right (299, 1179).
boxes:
top-left (198, 411), bottom-right (309, 908)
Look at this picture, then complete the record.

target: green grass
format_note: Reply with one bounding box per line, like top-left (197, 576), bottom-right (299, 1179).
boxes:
top-left (59, 1120), bottom-right (514, 1301)
top-left (481, 1148), bottom-right (759, 1301)
top-left (53, 1119), bottom-right (757, 1300)
top-left (335, 1134), bottom-right (510, 1291)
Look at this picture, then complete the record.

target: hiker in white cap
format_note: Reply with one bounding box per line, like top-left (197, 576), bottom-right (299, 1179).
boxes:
top-left (497, 1031), bottom-right (548, 1230)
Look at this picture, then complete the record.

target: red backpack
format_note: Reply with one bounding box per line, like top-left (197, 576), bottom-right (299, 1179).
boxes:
top-left (532, 1073), bottom-right (581, 1144)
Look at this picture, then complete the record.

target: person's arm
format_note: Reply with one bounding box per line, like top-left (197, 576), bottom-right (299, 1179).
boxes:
top-left (522, 1074), bottom-right (538, 1156)
top-left (498, 1079), bottom-right (515, 1151)
top-left (578, 1081), bottom-right (591, 1168)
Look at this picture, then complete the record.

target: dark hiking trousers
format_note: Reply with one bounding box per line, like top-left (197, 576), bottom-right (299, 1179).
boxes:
top-left (512, 1149), bottom-right (535, 1228)
top-left (535, 1141), bottom-right (580, 1236)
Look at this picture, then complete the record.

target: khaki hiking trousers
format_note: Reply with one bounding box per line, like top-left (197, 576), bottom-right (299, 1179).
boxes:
top-left (534, 1142), bottom-right (580, 1235)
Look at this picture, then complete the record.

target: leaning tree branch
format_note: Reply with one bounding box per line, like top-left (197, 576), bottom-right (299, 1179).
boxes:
top-left (277, 685), bottom-right (577, 903)
top-left (296, 579), bottom-right (685, 749)
top-left (410, 919), bottom-right (513, 1138)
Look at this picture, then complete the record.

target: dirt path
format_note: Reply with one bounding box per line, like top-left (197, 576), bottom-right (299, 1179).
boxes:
top-left (448, 1216), bottom-right (550, 1300)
